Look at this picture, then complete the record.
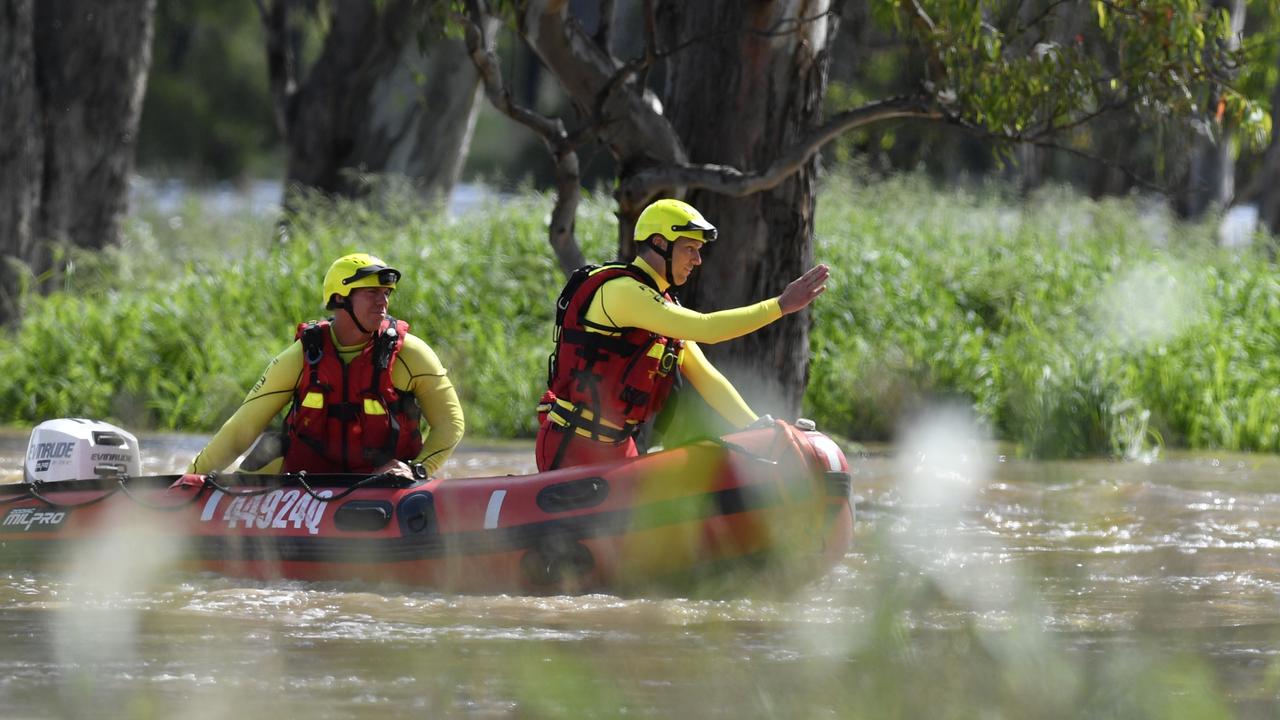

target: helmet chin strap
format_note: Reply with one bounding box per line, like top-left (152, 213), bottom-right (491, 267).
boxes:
top-left (339, 298), bottom-right (375, 337)
top-left (657, 239), bottom-right (677, 288)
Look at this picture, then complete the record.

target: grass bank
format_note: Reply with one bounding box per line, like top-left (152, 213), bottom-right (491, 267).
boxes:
top-left (1, 175), bottom-right (1276, 458)
top-left (811, 174), bottom-right (1280, 457)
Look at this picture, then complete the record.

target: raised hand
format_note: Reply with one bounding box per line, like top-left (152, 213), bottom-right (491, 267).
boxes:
top-left (778, 264), bottom-right (830, 315)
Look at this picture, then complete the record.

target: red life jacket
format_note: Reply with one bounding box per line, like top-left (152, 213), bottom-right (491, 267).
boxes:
top-left (282, 317), bottom-right (423, 473)
top-left (544, 263), bottom-right (683, 442)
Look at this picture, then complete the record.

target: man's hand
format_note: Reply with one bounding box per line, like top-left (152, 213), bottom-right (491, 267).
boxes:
top-left (373, 459), bottom-right (421, 480)
top-left (778, 264), bottom-right (830, 315)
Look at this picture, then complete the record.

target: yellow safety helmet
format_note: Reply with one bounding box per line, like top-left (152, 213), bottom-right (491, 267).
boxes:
top-left (322, 253), bottom-right (401, 309)
top-left (633, 198), bottom-right (718, 245)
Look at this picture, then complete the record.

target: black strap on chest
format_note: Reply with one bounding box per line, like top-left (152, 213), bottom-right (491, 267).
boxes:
top-left (299, 321), bottom-right (327, 389)
top-left (369, 317), bottom-right (400, 392)
top-left (367, 317), bottom-right (404, 466)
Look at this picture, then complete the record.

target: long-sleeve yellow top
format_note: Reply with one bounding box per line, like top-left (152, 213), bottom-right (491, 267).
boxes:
top-left (582, 256), bottom-right (782, 427)
top-left (187, 329), bottom-right (465, 476)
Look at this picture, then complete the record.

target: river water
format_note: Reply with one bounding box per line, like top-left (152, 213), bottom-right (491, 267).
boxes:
top-left (2, 426), bottom-right (1280, 718)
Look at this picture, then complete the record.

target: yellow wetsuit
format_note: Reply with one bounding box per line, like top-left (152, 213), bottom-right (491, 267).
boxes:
top-left (188, 329), bottom-right (465, 476)
top-left (549, 256), bottom-right (781, 434)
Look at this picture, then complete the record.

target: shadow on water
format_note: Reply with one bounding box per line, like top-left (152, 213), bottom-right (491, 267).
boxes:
top-left (3, 425), bottom-right (1280, 717)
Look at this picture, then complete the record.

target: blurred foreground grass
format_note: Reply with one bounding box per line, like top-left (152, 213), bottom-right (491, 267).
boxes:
top-left (0, 173), bottom-right (1277, 458)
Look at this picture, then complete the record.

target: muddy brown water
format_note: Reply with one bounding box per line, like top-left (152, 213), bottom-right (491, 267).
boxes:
top-left (2, 429), bottom-right (1280, 717)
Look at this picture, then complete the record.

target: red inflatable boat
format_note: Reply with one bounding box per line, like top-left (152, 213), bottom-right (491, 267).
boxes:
top-left (1, 419), bottom-right (853, 595)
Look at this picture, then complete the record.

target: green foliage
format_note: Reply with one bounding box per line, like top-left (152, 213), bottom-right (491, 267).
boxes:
top-left (2, 178), bottom-right (1279, 459)
top-left (0, 189), bottom-right (613, 440)
top-left (807, 173), bottom-right (1280, 458)
top-left (876, 0), bottom-right (1271, 150)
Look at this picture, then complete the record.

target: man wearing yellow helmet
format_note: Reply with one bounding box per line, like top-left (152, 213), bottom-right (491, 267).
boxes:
top-left (535, 198), bottom-right (829, 471)
top-left (186, 253), bottom-right (465, 479)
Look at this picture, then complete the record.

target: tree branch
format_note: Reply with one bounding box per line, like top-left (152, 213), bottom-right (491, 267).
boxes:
top-left (946, 104), bottom-right (1171, 193)
top-left (459, 1), bottom-right (584, 276)
top-left (637, 0), bottom-right (657, 90)
top-left (617, 95), bottom-right (942, 203)
top-left (515, 0), bottom-right (687, 175)
top-left (1022, 136), bottom-right (1167, 193)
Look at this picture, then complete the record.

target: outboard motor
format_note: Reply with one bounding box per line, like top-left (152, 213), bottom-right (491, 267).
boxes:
top-left (23, 418), bottom-right (141, 483)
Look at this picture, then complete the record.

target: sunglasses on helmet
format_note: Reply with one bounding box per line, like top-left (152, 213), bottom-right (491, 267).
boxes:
top-left (670, 221), bottom-right (717, 241)
top-left (342, 265), bottom-right (401, 286)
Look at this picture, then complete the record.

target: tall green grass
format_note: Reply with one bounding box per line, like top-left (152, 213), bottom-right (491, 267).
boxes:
top-left (810, 174), bottom-right (1280, 457)
top-left (1, 174), bottom-right (1277, 458)
top-left (0, 188), bottom-right (613, 439)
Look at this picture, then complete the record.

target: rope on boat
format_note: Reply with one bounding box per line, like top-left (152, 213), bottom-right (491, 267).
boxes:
top-left (0, 491), bottom-right (37, 506)
top-left (18, 476), bottom-right (205, 511)
top-left (116, 476), bottom-right (208, 511)
top-left (201, 470), bottom-right (402, 503)
top-left (23, 482), bottom-right (122, 510)
top-left (6, 470), bottom-right (410, 512)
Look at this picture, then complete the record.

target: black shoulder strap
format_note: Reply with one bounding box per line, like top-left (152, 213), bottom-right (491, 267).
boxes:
top-left (554, 264), bottom-right (603, 330)
top-left (298, 321), bottom-right (327, 389)
top-left (549, 266), bottom-right (600, 387)
top-left (300, 321), bottom-right (325, 367)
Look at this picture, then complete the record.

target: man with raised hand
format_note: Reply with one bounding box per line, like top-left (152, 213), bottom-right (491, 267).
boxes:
top-left (536, 198), bottom-right (828, 471)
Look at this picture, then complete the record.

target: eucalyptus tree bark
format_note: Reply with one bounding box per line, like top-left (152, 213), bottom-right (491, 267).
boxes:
top-left (262, 0), bottom-right (485, 203)
top-left (655, 1), bottom-right (839, 420)
top-left (0, 0), bottom-right (154, 326)
top-left (35, 0), bottom-right (155, 252)
top-left (0, 0), bottom-right (40, 324)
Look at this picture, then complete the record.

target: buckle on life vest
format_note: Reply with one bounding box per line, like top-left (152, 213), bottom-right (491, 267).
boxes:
top-left (547, 402), bottom-right (638, 444)
top-left (659, 345), bottom-right (679, 375)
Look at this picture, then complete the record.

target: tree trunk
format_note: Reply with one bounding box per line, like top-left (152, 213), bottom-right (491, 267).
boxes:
top-left (1259, 62), bottom-right (1280, 239)
top-left (1177, 0), bottom-right (1243, 220)
top-left (655, 1), bottom-right (837, 422)
top-left (0, 0), bottom-right (41, 324)
top-left (0, 0), bottom-right (154, 325)
top-left (35, 0), bottom-right (155, 251)
top-left (1086, 117), bottom-right (1136, 199)
top-left (1180, 125), bottom-right (1235, 219)
top-left (281, 0), bottom-right (485, 202)
top-left (1014, 144), bottom-right (1046, 195)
